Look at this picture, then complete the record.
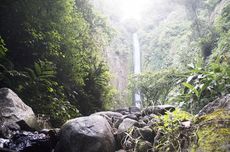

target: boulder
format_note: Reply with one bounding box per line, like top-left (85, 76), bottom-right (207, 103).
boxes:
top-left (142, 105), bottom-right (175, 116)
top-left (4, 131), bottom-right (53, 152)
top-left (198, 94), bottom-right (230, 116)
top-left (190, 95), bottom-right (230, 152)
top-left (55, 115), bottom-right (115, 152)
top-left (92, 111), bottom-right (123, 119)
top-left (134, 127), bottom-right (155, 143)
top-left (114, 108), bottom-right (129, 115)
top-left (117, 118), bottom-right (139, 134)
top-left (0, 88), bottom-right (37, 130)
top-left (129, 106), bottom-right (141, 114)
top-left (191, 109), bottom-right (230, 152)
top-left (91, 111), bottom-right (123, 128)
top-left (123, 114), bottom-right (138, 121)
top-left (0, 122), bottom-right (20, 138)
top-left (116, 118), bottom-right (139, 148)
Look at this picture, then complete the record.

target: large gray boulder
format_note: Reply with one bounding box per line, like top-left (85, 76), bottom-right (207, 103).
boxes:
top-left (55, 115), bottom-right (115, 152)
top-left (91, 111), bottom-right (124, 131)
top-left (198, 94), bottom-right (230, 116)
top-left (92, 111), bottom-right (123, 118)
top-left (0, 88), bottom-right (37, 129)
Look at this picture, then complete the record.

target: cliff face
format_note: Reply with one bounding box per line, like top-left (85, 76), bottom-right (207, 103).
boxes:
top-left (91, 0), bottom-right (135, 107)
top-left (105, 26), bottom-right (133, 108)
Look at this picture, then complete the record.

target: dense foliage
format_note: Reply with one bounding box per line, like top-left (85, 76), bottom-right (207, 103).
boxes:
top-left (0, 0), bottom-right (113, 126)
top-left (139, 0), bottom-right (222, 71)
top-left (131, 0), bottom-right (230, 113)
top-left (153, 109), bottom-right (195, 151)
top-left (130, 69), bottom-right (180, 106)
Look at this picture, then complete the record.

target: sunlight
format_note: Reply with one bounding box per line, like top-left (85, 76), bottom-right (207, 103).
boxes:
top-left (120, 0), bottom-right (150, 21)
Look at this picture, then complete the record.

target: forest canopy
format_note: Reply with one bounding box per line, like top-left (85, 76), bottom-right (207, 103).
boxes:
top-left (0, 0), bottom-right (113, 126)
top-left (0, 0), bottom-right (230, 126)
top-left (0, 1), bottom-right (230, 152)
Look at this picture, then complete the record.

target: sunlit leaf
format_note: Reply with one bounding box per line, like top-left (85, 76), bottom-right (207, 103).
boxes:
top-left (182, 82), bottom-right (199, 97)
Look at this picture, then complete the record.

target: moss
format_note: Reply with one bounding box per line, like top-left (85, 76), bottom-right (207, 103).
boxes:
top-left (197, 109), bottom-right (230, 122)
top-left (191, 109), bottom-right (230, 152)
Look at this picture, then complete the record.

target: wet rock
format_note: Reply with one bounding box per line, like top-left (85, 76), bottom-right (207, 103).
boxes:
top-left (55, 115), bottom-right (115, 152)
top-left (142, 105), bottom-right (175, 116)
top-left (40, 128), bottom-right (60, 136)
top-left (135, 127), bottom-right (155, 143)
top-left (92, 111), bottom-right (123, 119)
top-left (92, 111), bottom-right (123, 127)
top-left (0, 124), bottom-right (11, 139)
top-left (16, 120), bottom-right (36, 132)
top-left (129, 106), bottom-right (140, 114)
top-left (198, 94), bottom-right (230, 117)
top-left (138, 120), bottom-right (147, 128)
top-left (114, 118), bottom-right (124, 129)
top-left (123, 114), bottom-right (138, 121)
top-left (115, 108), bottom-right (129, 115)
top-left (117, 118), bottom-right (139, 134)
top-left (0, 88), bottom-right (37, 130)
top-left (0, 138), bottom-right (10, 148)
top-left (0, 122), bottom-right (21, 139)
top-left (4, 131), bottom-right (53, 152)
top-left (116, 118), bottom-right (139, 148)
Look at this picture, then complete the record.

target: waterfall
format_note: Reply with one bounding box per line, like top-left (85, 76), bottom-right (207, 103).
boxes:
top-left (133, 33), bottom-right (141, 108)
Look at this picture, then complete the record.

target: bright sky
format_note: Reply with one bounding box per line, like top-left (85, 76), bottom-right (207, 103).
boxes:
top-left (119, 0), bottom-right (150, 21)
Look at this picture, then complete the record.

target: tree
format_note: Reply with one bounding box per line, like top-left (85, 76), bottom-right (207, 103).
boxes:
top-left (0, 0), bottom-right (113, 126)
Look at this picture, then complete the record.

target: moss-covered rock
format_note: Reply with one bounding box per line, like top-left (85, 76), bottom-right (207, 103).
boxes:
top-left (190, 109), bottom-right (230, 152)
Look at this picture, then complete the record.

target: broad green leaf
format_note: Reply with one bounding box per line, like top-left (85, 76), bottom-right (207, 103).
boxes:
top-left (182, 82), bottom-right (199, 97)
top-left (34, 62), bottom-right (41, 76)
top-left (48, 87), bottom-right (54, 92)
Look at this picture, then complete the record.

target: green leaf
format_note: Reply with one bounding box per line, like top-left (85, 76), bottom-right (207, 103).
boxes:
top-left (182, 82), bottom-right (199, 97)
top-left (199, 81), bottom-right (211, 94)
top-left (34, 62), bottom-right (41, 76)
top-left (48, 87), bottom-right (54, 92)
top-left (25, 68), bottom-right (37, 80)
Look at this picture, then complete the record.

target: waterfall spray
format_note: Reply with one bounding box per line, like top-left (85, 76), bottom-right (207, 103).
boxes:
top-left (133, 33), bottom-right (141, 108)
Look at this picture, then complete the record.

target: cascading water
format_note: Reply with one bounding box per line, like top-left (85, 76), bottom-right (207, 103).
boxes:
top-left (133, 33), bottom-right (141, 108)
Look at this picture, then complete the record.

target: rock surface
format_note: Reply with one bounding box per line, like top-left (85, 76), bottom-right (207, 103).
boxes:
top-left (192, 110), bottom-right (230, 152)
top-left (55, 115), bottom-right (115, 152)
top-left (1, 88), bottom-right (229, 152)
top-left (198, 94), bottom-right (230, 116)
top-left (192, 94), bottom-right (230, 152)
top-left (141, 105), bottom-right (175, 116)
top-left (0, 88), bottom-right (37, 129)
